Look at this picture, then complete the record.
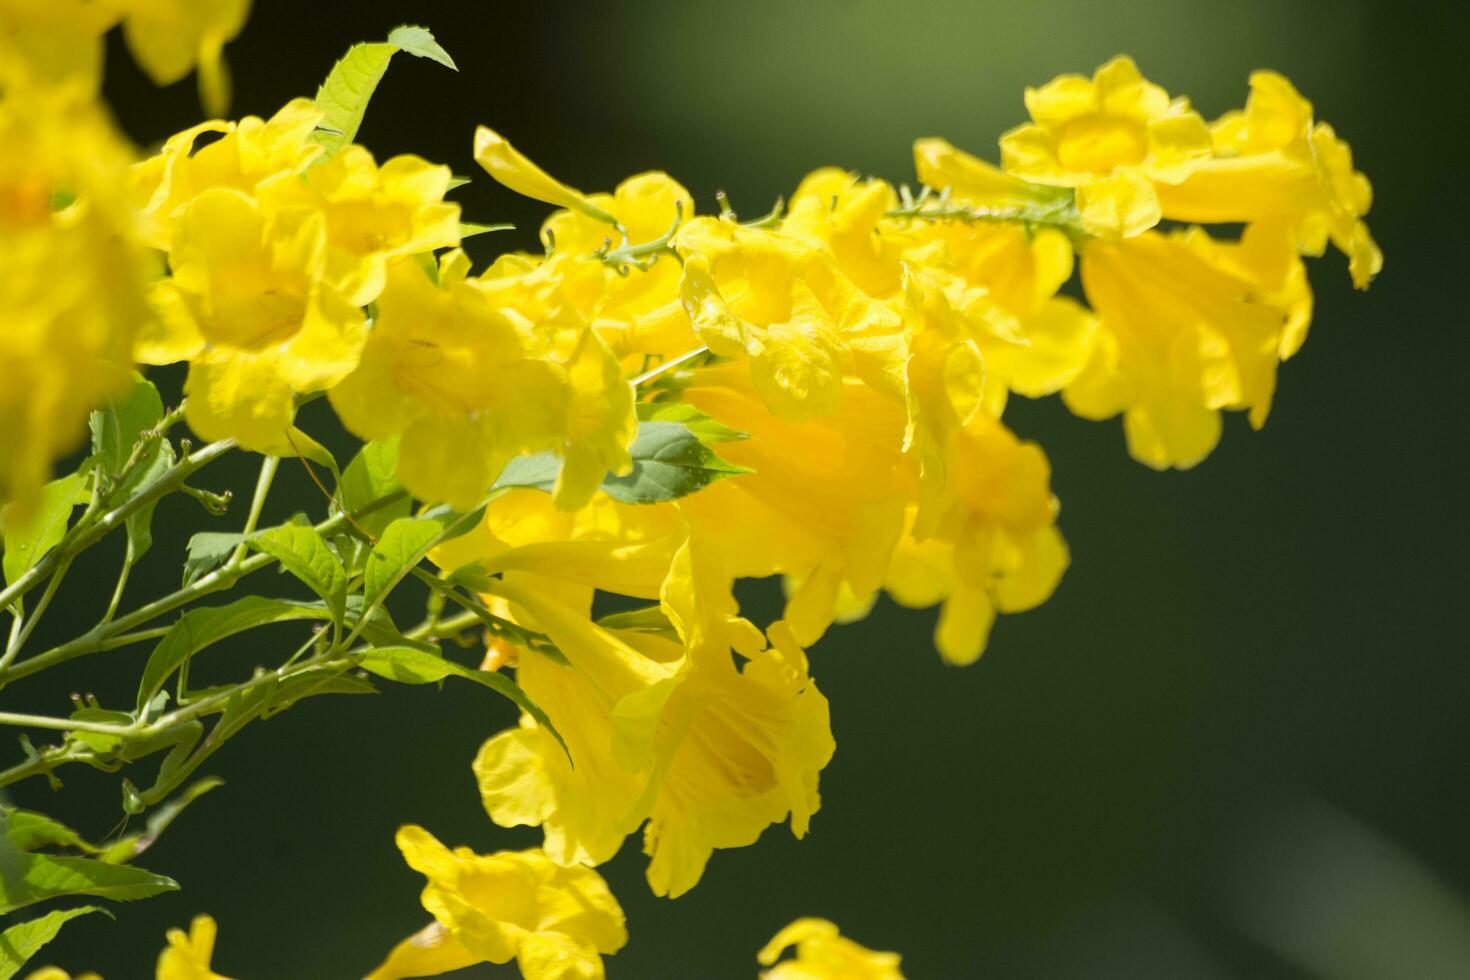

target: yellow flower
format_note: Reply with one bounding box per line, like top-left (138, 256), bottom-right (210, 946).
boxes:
top-left (328, 252), bottom-right (636, 510)
top-left (22, 970), bottom-right (103, 980)
top-left (142, 188), bottom-right (365, 452)
top-left (1000, 55), bottom-right (1211, 238)
top-left (131, 98), bottom-right (323, 250)
top-left (0, 76), bottom-right (150, 510)
top-left (256, 144), bottom-right (461, 305)
top-left (1065, 224), bottom-right (1310, 468)
top-left (1156, 70), bottom-right (1382, 289)
top-left (156, 915), bottom-right (233, 980)
top-left (677, 362), bottom-right (910, 645)
top-left (675, 220), bottom-right (848, 421)
top-left (118, 0), bottom-right (252, 115)
top-left (386, 826), bottom-right (626, 980)
top-left (0, 0), bottom-right (249, 112)
top-left (474, 570), bottom-right (834, 898)
top-left (541, 171), bottom-right (696, 366)
top-left (758, 918), bottom-right (905, 980)
top-left (473, 126), bottom-right (618, 226)
top-left (886, 414), bottom-right (1069, 666)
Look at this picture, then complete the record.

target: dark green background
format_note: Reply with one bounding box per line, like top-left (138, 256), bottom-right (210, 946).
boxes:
top-left (8, 1), bottom-right (1468, 976)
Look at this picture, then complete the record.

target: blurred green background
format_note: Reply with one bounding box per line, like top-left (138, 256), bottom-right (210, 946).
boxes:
top-left (7, 0), bottom-right (1469, 976)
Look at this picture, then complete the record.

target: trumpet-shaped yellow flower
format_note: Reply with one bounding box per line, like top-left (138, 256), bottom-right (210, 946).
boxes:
top-left (1065, 224), bottom-right (1310, 468)
top-left (758, 918), bottom-right (905, 980)
top-left (386, 826), bottom-right (626, 980)
top-left (0, 76), bottom-right (150, 510)
top-left (1156, 70), bottom-right (1382, 289)
top-left (474, 573), bottom-right (833, 898)
top-left (131, 98), bottom-right (324, 250)
top-left (542, 171), bottom-right (697, 366)
top-left (119, 0), bottom-right (251, 115)
top-left (328, 252), bottom-right (635, 510)
top-left (256, 145), bottom-right (460, 305)
top-left (142, 188), bottom-right (365, 451)
top-left (473, 126), bottom-right (618, 226)
top-left (156, 915), bottom-right (233, 980)
top-left (0, 0), bottom-right (249, 112)
top-left (1000, 56), bottom-right (1211, 238)
top-left (677, 363), bottom-right (910, 645)
top-left (886, 415), bottom-right (1069, 665)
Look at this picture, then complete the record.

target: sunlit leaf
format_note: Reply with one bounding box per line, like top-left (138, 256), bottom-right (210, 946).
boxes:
top-left (0, 904), bottom-right (107, 980)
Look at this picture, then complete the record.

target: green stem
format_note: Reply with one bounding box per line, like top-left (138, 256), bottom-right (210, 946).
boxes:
top-left (0, 557), bottom-right (72, 671)
top-left (229, 455), bottom-right (279, 566)
top-left (0, 710), bottom-right (131, 735)
top-left (0, 488), bottom-right (408, 686)
top-left (0, 438), bottom-right (237, 616)
top-left (100, 555), bottom-right (132, 626)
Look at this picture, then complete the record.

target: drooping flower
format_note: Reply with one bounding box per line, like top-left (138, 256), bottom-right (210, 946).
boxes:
top-left (118, 0), bottom-right (252, 115)
top-left (141, 187), bottom-right (366, 452)
top-left (999, 55), bottom-right (1212, 238)
top-left (1156, 70), bottom-right (1382, 289)
top-left (1065, 223), bottom-right (1310, 468)
top-left (380, 826), bottom-right (627, 980)
top-left (473, 567), bottom-right (834, 898)
top-left (885, 414), bottom-right (1069, 666)
top-left (156, 914), bottom-right (234, 980)
top-left (758, 918), bottom-right (905, 980)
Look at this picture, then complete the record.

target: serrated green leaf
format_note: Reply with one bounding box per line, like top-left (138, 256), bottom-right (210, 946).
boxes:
top-left (386, 25), bottom-right (457, 69)
top-left (312, 26), bottom-right (455, 157)
top-left (356, 646), bottom-right (563, 752)
top-left (0, 904), bottom-right (107, 980)
top-left (88, 373), bottom-right (163, 477)
top-left (180, 531), bottom-right (243, 587)
top-left (0, 852), bottom-right (176, 915)
top-left (248, 526), bottom-right (348, 624)
top-left (136, 597), bottom-right (339, 712)
top-left (364, 517), bottom-right (444, 609)
top-left (2, 810), bottom-right (101, 855)
top-left (339, 438), bottom-right (409, 538)
top-left (2, 473), bottom-right (85, 586)
top-left (636, 401), bottom-right (747, 443)
top-left (494, 421), bottom-right (751, 505)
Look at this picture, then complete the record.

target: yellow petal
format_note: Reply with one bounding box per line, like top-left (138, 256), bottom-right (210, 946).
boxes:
top-left (366, 922), bottom-right (480, 980)
top-left (473, 126), bottom-right (617, 225)
top-left (1075, 172), bottom-right (1161, 238)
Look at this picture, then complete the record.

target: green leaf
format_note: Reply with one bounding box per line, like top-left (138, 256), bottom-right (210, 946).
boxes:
top-left (636, 401), bottom-right (748, 443)
top-left (364, 517), bottom-right (444, 609)
top-left (356, 646), bottom-right (563, 751)
top-left (339, 438), bottom-right (409, 538)
top-left (2, 810), bottom-right (101, 854)
top-left (385, 25), bottom-right (457, 69)
top-left (494, 421), bottom-right (751, 505)
top-left (120, 437), bottom-right (176, 563)
top-left (136, 597), bottom-right (339, 713)
top-left (312, 25), bottom-right (455, 157)
top-left (2, 473), bottom-right (85, 586)
top-left (0, 905), bottom-right (107, 980)
top-left (248, 526), bottom-right (348, 624)
top-left (445, 175), bottom-right (472, 191)
top-left (100, 778), bottom-right (222, 865)
top-left (597, 604), bottom-right (677, 634)
top-left (88, 373), bottom-right (163, 477)
top-left (460, 221), bottom-right (515, 238)
top-left (278, 427), bottom-right (339, 481)
top-left (0, 852), bottom-right (176, 915)
top-left (180, 531), bottom-right (243, 587)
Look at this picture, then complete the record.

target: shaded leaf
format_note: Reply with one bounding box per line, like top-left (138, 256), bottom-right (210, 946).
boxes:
top-left (2, 474), bottom-right (85, 585)
top-left (364, 517), bottom-right (444, 609)
top-left (248, 526), bottom-right (348, 624)
top-left (180, 531), bottom-right (243, 587)
top-left (0, 905), bottom-right (107, 980)
top-left (1, 810), bottom-right (100, 855)
top-left (136, 597), bottom-right (338, 712)
top-left (88, 373), bottom-right (163, 477)
top-left (339, 438), bottom-right (409, 538)
top-left (0, 853), bottom-right (176, 915)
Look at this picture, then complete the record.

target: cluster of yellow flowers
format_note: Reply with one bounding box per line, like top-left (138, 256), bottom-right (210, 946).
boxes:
top-left (1, 12), bottom-right (1378, 973)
